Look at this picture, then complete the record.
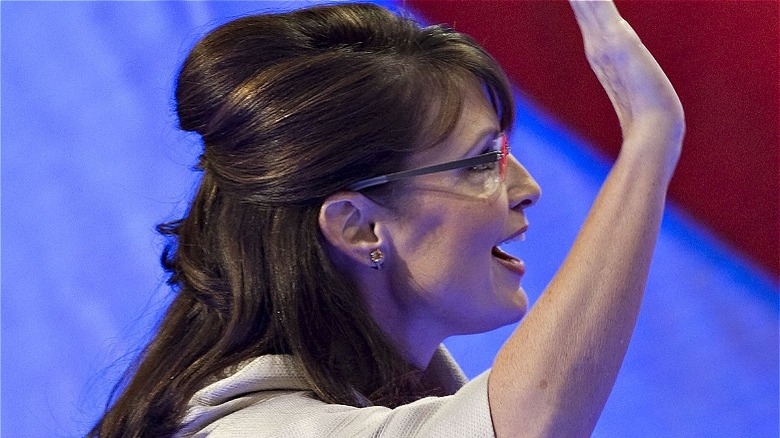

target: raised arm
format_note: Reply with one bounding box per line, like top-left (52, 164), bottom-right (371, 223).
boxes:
top-left (488, 2), bottom-right (684, 437)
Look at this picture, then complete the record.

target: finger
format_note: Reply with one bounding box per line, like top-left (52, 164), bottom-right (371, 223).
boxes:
top-left (569, 0), bottom-right (624, 33)
top-left (569, 0), bottom-right (684, 159)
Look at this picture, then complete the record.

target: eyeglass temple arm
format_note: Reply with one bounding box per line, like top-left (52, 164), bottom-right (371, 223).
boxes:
top-left (349, 151), bottom-right (503, 191)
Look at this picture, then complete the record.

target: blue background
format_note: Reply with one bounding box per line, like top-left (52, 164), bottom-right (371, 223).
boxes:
top-left (2, 2), bottom-right (777, 436)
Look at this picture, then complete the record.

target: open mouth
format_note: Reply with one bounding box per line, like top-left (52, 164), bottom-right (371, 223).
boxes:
top-left (492, 226), bottom-right (528, 275)
top-left (492, 245), bottom-right (525, 275)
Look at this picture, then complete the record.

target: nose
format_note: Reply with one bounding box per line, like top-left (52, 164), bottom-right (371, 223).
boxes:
top-left (506, 156), bottom-right (541, 210)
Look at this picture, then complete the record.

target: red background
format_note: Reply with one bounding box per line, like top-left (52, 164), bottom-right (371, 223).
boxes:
top-left (408, 0), bottom-right (779, 278)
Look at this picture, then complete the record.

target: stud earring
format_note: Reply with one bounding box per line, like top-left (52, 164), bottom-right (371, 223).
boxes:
top-left (369, 249), bottom-right (384, 270)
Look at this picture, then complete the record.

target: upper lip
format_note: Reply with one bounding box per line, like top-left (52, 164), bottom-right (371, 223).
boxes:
top-left (498, 224), bottom-right (528, 245)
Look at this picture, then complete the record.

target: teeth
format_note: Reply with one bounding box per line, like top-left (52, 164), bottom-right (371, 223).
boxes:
top-left (501, 232), bottom-right (525, 245)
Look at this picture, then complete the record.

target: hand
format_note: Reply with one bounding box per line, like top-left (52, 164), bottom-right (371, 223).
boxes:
top-left (570, 0), bottom-right (684, 176)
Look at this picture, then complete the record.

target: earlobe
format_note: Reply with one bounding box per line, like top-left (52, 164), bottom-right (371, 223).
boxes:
top-left (318, 192), bottom-right (383, 267)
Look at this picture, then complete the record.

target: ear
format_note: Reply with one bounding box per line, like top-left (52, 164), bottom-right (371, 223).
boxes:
top-left (318, 192), bottom-right (385, 268)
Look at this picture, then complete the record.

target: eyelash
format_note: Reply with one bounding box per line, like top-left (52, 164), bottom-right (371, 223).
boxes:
top-left (466, 138), bottom-right (502, 172)
top-left (467, 161), bottom-right (498, 172)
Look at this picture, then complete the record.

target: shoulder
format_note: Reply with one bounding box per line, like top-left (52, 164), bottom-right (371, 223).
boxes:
top-left (179, 352), bottom-right (495, 438)
top-left (202, 374), bottom-right (493, 438)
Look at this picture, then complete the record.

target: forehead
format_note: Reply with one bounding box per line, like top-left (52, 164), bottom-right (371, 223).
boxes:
top-left (412, 80), bottom-right (501, 166)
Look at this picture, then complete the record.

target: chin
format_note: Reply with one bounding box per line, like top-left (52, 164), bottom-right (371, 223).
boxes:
top-left (494, 286), bottom-right (529, 326)
top-left (463, 299), bottom-right (528, 335)
top-left (497, 303), bottom-right (527, 327)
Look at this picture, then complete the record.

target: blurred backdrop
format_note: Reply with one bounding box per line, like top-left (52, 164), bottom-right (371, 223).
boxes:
top-left (2, 1), bottom-right (777, 436)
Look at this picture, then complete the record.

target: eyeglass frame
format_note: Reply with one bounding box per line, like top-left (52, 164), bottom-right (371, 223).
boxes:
top-left (348, 133), bottom-right (509, 191)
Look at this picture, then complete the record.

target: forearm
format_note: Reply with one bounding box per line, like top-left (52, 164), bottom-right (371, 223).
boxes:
top-left (490, 140), bottom-right (676, 437)
top-left (488, 1), bottom-right (684, 434)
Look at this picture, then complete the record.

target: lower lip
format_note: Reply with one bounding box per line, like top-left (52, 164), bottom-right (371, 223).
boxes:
top-left (492, 246), bottom-right (526, 276)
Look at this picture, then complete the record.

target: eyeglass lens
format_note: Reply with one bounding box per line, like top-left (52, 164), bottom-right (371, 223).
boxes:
top-left (424, 133), bottom-right (509, 198)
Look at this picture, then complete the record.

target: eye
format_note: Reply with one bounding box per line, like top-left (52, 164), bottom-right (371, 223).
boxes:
top-left (467, 160), bottom-right (498, 172)
top-left (466, 136), bottom-right (503, 172)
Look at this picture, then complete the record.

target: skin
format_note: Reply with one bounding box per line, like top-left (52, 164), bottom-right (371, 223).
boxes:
top-left (320, 79), bottom-right (541, 368)
top-left (488, 2), bottom-right (684, 437)
top-left (321, 1), bottom-right (684, 436)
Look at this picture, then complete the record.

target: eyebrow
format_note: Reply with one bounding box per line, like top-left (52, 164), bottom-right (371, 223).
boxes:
top-left (465, 127), bottom-right (501, 157)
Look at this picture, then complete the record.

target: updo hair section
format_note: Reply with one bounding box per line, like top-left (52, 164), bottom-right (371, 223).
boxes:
top-left (175, 3), bottom-right (514, 207)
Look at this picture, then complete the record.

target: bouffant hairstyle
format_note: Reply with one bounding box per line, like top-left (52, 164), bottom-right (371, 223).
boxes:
top-left (90, 3), bottom-right (513, 436)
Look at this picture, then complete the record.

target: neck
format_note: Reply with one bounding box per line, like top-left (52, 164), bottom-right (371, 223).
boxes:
top-left (359, 279), bottom-right (446, 369)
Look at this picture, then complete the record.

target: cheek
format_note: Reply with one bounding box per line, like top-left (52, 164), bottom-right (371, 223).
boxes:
top-left (401, 196), bottom-right (507, 287)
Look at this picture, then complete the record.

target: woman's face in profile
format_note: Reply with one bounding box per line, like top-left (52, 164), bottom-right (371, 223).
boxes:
top-left (383, 80), bottom-right (541, 338)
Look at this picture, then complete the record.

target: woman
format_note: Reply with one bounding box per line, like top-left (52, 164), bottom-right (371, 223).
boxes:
top-left (90, 1), bottom-right (683, 437)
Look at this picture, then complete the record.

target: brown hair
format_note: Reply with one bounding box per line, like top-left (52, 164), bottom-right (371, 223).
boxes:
top-left (90, 3), bottom-right (514, 437)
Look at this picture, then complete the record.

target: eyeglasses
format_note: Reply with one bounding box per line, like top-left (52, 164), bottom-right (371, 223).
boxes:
top-left (349, 133), bottom-right (509, 196)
